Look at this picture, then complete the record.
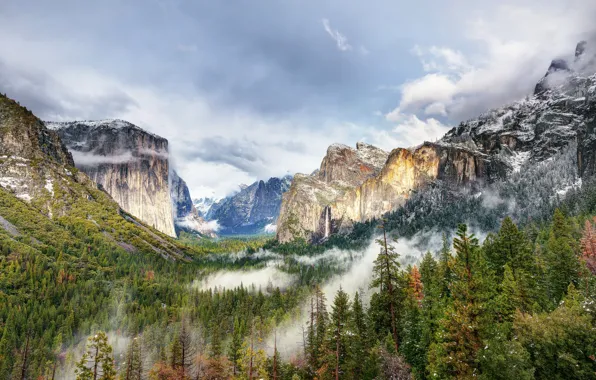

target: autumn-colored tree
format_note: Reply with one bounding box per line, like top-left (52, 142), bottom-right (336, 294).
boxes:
top-left (148, 362), bottom-right (186, 380)
top-left (580, 219), bottom-right (596, 274)
top-left (409, 266), bottom-right (423, 304)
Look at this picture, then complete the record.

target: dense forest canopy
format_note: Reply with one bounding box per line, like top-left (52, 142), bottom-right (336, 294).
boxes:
top-left (1, 175), bottom-right (596, 378)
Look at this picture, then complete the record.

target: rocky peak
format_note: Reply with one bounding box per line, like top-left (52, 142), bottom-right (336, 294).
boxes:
top-left (0, 94), bottom-right (73, 166)
top-left (205, 175), bottom-right (292, 235)
top-left (317, 142), bottom-right (388, 187)
top-left (170, 170), bottom-right (217, 237)
top-left (277, 40), bottom-right (596, 243)
top-left (576, 40), bottom-right (587, 59)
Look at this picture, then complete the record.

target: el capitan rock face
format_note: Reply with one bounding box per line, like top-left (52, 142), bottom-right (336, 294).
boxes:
top-left (47, 120), bottom-right (177, 237)
top-left (277, 40), bottom-right (596, 243)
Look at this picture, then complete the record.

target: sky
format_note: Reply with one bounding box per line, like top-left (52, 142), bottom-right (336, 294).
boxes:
top-left (1, 0), bottom-right (595, 199)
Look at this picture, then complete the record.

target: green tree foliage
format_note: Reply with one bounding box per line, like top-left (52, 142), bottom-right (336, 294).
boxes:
top-left (515, 284), bottom-right (596, 379)
top-left (369, 224), bottom-right (403, 353)
top-left (428, 224), bottom-right (493, 379)
top-left (76, 332), bottom-right (116, 380)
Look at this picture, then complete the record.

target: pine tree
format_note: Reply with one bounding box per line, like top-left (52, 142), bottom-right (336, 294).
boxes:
top-left (75, 332), bottom-right (116, 380)
top-left (348, 291), bottom-right (368, 378)
top-left (428, 224), bottom-right (491, 379)
top-left (370, 223), bottom-right (402, 352)
top-left (306, 285), bottom-right (328, 376)
top-left (121, 336), bottom-right (142, 380)
top-left (229, 317), bottom-right (243, 376)
top-left (545, 209), bottom-right (580, 303)
top-left (483, 217), bottom-right (534, 278)
top-left (326, 287), bottom-right (351, 380)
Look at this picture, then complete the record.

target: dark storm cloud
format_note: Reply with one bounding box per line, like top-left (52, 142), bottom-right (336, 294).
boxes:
top-left (187, 136), bottom-right (266, 175)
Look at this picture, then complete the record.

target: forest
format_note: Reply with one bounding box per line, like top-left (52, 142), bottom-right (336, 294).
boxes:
top-left (1, 177), bottom-right (596, 378)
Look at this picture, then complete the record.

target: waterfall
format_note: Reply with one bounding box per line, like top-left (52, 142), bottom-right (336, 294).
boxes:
top-left (324, 206), bottom-right (331, 238)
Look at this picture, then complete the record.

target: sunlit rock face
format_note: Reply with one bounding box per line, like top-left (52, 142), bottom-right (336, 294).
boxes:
top-left (278, 40), bottom-right (596, 243)
top-left (47, 120), bottom-right (177, 237)
top-left (276, 142), bottom-right (391, 242)
top-left (277, 141), bottom-right (507, 242)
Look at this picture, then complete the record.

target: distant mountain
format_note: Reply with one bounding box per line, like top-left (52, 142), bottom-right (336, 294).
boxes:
top-left (193, 197), bottom-right (219, 217)
top-left (278, 40), bottom-right (596, 243)
top-left (205, 175), bottom-right (292, 235)
top-left (170, 170), bottom-right (217, 237)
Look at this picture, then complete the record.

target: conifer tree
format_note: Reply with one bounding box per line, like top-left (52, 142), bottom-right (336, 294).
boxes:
top-left (121, 336), bottom-right (143, 380)
top-left (545, 209), bottom-right (580, 303)
top-left (75, 332), bottom-right (116, 380)
top-left (326, 287), bottom-right (351, 380)
top-left (428, 224), bottom-right (491, 379)
top-left (229, 317), bottom-right (243, 376)
top-left (348, 291), bottom-right (368, 378)
top-left (370, 223), bottom-right (402, 352)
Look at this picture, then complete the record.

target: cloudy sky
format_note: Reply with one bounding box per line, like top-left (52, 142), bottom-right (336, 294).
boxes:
top-left (1, 0), bottom-right (595, 198)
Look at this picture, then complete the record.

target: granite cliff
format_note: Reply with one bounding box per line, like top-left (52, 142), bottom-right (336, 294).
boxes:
top-left (277, 40), bottom-right (596, 243)
top-left (46, 120), bottom-right (177, 236)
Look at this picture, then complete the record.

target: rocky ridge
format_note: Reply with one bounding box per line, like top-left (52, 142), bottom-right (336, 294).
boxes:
top-left (0, 93), bottom-right (189, 260)
top-left (206, 175), bottom-right (293, 235)
top-left (277, 40), bottom-right (596, 243)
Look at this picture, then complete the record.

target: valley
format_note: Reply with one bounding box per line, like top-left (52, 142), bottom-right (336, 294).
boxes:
top-left (0, 17), bottom-right (595, 380)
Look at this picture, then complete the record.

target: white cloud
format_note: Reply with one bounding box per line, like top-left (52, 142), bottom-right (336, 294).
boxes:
top-left (321, 18), bottom-right (352, 51)
top-left (393, 73), bottom-right (457, 115)
top-left (391, 114), bottom-right (451, 147)
top-left (388, 2), bottom-right (596, 122)
top-left (71, 151), bottom-right (133, 166)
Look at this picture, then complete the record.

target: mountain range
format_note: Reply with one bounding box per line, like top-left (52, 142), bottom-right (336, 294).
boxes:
top-left (204, 175), bottom-right (293, 235)
top-left (1, 40), bottom-right (595, 247)
top-left (276, 40), bottom-right (596, 243)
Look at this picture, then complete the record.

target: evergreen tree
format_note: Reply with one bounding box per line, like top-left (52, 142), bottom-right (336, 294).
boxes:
top-left (75, 332), bottom-right (116, 380)
top-left (348, 291), bottom-right (368, 379)
top-left (306, 286), bottom-right (328, 376)
top-left (121, 336), bottom-right (143, 380)
top-left (545, 209), bottom-right (580, 303)
top-left (229, 317), bottom-right (243, 376)
top-left (370, 223), bottom-right (402, 352)
top-left (325, 287), bottom-right (351, 380)
top-left (428, 224), bottom-right (491, 379)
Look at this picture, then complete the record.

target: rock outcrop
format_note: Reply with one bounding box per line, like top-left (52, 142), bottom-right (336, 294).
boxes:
top-left (46, 120), bottom-right (177, 236)
top-left (170, 170), bottom-right (217, 237)
top-left (0, 94), bottom-right (75, 207)
top-left (206, 175), bottom-right (292, 235)
top-left (277, 40), bottom-right (596, 243)
top-left (276, 143), bottom-right (390, 242)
